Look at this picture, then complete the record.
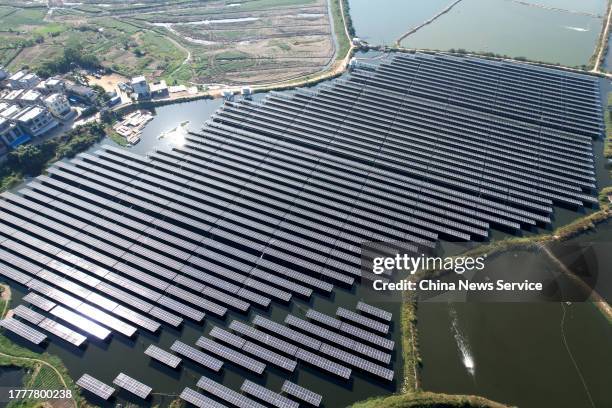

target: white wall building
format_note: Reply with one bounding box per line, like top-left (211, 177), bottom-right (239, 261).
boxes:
top-left (44, 93), bottom-right (73, 118)
top-left (13, 106), bottom-right (58, 137)
top-left (8, 71), bottom-right (40, 89)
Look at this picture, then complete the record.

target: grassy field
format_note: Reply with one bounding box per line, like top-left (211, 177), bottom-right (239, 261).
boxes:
top-left (350, 392), bottom-right (509, 408)
top-left (1, 0), bottom-right (339, 86)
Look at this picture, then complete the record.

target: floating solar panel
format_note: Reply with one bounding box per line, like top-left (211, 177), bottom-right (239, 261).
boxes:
top-left (229, 320), bottom-right (298, 357)
top-left (253, 315), bottom-right (321, 350)
top-left (170, 340), bottom-right (223, 371)
top-left (77, 303), bottom-right (137, 338)
top-left (209, 326), bottom-right (246, 349)
top-left (145, 344), bottom-right (182, 368)
top-left (319, 343), bottom-right (394, 381)
top-left (295, 348), bottom-right (352, 379)
top-left (306, 309), bottom-right (394, 350)
top-left (38, 318), bottom-right (86, 347)
top-left (180, 387), bottom-right (228, 408)
top-left (113, 373), bottom-right (152, 399)
top-left (49, 306), bottom-right (111, 340)
top-left (337, 307), bottom-right (389, 334)
top-left (149, 307), bottom-right (183, 328)
top-left (77, 374), bottom-right (115, 400)
top-left (0, 318), bottom-right (46, 344)
top-left (23, 292), bottom-right (56, 312)
top-left (196, 336), bottom-right (266, 374)
top-left (13, 305), bottom-right (45, 325)
top-left (357, 301), bottom-right (393, 322)
top-left (196, 376), bottom-right (266, 408)
top-left (112, 305), bottom-right (160, 333)
top-left (157, 296), bottom-right (205, 322)
top-left (241, 380), bottom-right (299, 408)
top-left (281, 381), bottom-right (322, 407)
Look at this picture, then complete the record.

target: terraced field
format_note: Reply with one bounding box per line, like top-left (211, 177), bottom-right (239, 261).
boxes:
top-left (1, 0), bottom-right (336, 85)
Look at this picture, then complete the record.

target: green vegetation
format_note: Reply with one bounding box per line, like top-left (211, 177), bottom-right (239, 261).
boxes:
top-left (605, 91), bottom-right (612, 159)
top-left (0, 122), bottom-right (107, 193)
top-left (36, 41), bottom-right (100, 77)
top-left (350, 392), bottom-right (509, 408)
top-left (330, 0), bottom-right (352, 60)
top-left (400, 294), bottom-right (420, 393)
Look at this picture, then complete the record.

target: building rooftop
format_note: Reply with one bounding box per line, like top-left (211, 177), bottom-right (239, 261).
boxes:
top-left (9, 71), bottom-right (26, 81)
top-left (0, 104), bottom-right (23, 119)
top-left (15, 106), bottom-right (46, 122)
top-left (150, 80), bottom-right (167, 93)
top-left (46, 78), bottom-right (62, 87)
top-left (44, 93), bottom-right (65, 103)
top-left (131, 75), bottom-right (146, 84)
top-left (21, 89), bottom-right (41, 102)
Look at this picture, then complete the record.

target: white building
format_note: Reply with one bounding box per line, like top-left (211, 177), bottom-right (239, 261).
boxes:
top-left (44, 93), bottom-right (73, 118)
top-left (13, 106), bottom-right (58, 137)
top-left (36, 77), bottom-right (65, 94)
top-left (131, 75), bottom-right (150, 99)
top-left (20, 89), bottom-right (43, 105)
top-left (150, 80), bottom-right (168, 98)
top-left (8, 71), bottom-right (40, 89)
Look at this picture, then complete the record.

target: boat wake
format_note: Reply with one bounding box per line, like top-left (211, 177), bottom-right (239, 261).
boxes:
top-left (564, 26), bottom-right (589, 32)
top-left (449, 306), bottom-right (475, 376)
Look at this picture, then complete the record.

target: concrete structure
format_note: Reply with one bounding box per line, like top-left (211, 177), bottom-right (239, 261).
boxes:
top-left (20, 89), bottom-right (43, 106)
top-left (66, 83), bottom-right (96, 103)
top-left (0, 117), bottom-right (29, 148)
top-left (36, 77), bottom-right (65, 94)
top-left (0, 89), bottom-right (25, 104)
top-left (8, 71), bottom-right (40, 89)
top-left (44, 93), bottom-right (73, 119)
top-left (13, 106), bottom-right (58, 137)
top-left (150, 80), bottom-right (168, 98)
top-left (131, 76), bottom-right (150, 100)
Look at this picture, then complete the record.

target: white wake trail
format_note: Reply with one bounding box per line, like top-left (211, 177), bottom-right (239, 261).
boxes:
top-left (449, 306), bottom-right (475, 376)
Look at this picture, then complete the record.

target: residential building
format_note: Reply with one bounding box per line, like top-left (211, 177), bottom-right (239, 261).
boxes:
top-left (8, 71), bottom-right (40, 89)
top-left (35, 77), bottom-right (65, 94)
top-left (0, 89), bottom-right (25, 104)
top-left (20, 89), bottom-right (43, 106)
top-left (131, 75), bottom-right (150, 99)
top-left (13, 106), bottom-right (58, 137)
top-left (0, 117), bottom-right (29, 148)
top-left (66, 83), bottom-right (96, 103)
top-left (44, 93), bottom-right (73, 118)
top-left (150, 80), bottom-right (168, 98)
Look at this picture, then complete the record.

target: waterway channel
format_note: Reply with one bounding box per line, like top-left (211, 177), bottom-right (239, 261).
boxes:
top-left (349, 0), bottom-right (607, 66)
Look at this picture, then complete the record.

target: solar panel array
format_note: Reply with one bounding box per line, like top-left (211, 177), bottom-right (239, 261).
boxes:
top-left (0, 51), bottom-right (602, 404)
top-left (196, 376), bottom-right (267, 408)
top-left (144, 344), bottom-right (182, 368)
top-left (180, 387), bottom-right (228, 408)
top-left (241, 380), bottom-right (299, 408)
top-left (112, 373), bottom-right (152, 399)
top-left (170, 340), bottom-right (224, 372)
top-left (0, 317), bottom-right (46, 344)
top-left (77, 374), bottom-right (115, 400)
top-left (281, 381), bottom-right (322, 407)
